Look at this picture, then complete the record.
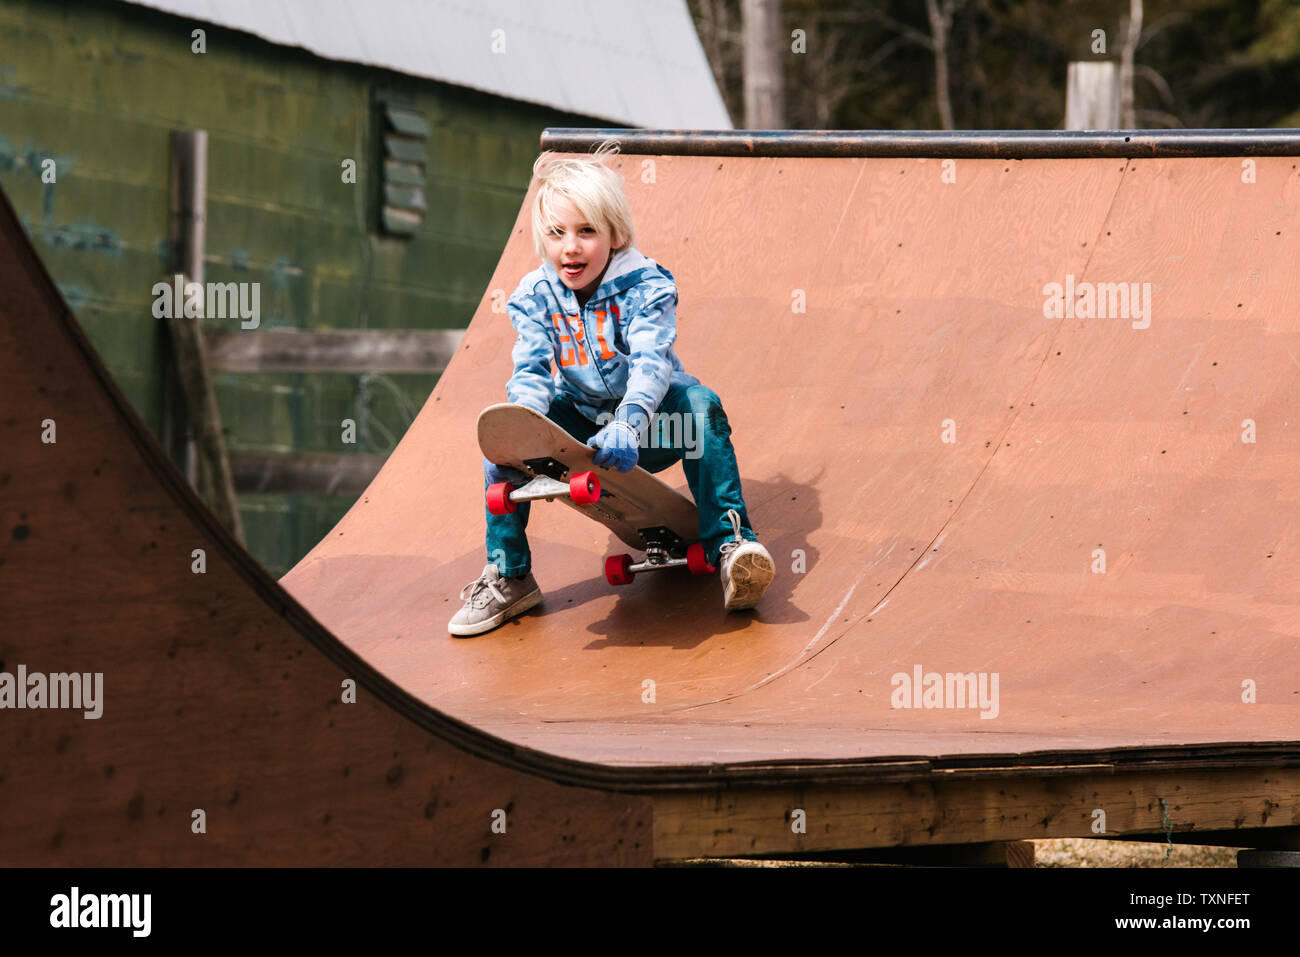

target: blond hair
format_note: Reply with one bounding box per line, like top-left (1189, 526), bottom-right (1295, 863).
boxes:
top-left (529, 138), bottom-right (635, 259)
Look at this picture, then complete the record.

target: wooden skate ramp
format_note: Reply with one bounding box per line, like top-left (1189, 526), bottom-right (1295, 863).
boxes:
top-left (3, 130), bottom-right (1299, 865)
top-left (286, 133), bottom-right (1300, 766)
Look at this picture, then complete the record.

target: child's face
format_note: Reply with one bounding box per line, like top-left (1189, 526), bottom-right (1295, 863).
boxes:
top-left (543, 196), bottom-right (613, 297)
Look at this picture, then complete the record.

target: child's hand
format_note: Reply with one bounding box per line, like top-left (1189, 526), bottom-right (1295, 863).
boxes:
top-left (482, 457), bottom-right (531, 486)
top-left (588, 404), bottom-right (649, 473)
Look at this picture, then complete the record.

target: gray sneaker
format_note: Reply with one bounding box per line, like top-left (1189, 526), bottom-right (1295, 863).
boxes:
top-left (448, 564), bottom-right (542, 637)
top-left (717, 508), bottom-right (775, 610)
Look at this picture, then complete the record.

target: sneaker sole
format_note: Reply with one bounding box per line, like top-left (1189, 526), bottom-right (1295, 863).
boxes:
top-left (724, 551), bottom-right (776, 610)
top-left (448, 588), bottom-right (542, 637)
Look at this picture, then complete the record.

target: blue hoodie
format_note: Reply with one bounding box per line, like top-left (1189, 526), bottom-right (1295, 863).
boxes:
top-left (504, 247), bottom-right (700, 422)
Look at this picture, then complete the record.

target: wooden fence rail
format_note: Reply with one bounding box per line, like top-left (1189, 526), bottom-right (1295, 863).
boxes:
top-left (229, 451), bottom-right (386, 496)
top-left (206, 328), bottom-right (464, 374)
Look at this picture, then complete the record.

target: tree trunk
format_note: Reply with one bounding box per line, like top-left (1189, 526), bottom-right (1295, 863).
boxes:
top-left (1120, 0), bottom-right (1144, 128)
top-left (925, 0), bottom-right (956, 130)
top-left (743, 0), bottom-right (785, 128)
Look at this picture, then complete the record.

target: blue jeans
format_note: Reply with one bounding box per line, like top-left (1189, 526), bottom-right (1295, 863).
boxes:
top-left (484, 383), bottom-right (756, 576)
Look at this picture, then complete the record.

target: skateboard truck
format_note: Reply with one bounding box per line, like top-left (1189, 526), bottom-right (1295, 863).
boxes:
top-left (604, 527), bottom-right (715, 586)
top-left (485, 467), bottom-right (601, 515)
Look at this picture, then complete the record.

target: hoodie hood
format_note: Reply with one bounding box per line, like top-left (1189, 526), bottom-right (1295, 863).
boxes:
top-left (540, 247), bottom-right (674, 306)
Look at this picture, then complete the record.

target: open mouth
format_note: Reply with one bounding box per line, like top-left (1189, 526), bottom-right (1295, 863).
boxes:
top-left (562, 262), bottom-right (585, 278)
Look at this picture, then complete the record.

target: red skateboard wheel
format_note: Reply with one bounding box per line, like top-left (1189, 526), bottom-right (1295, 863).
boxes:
top-left (485, 481), bottom-right (517, 515)
top-left (570, 471), bottom-right (601, 505)
top-left (605, 554), bottom-right (634, 586)
top-left (686, 542), bottom-right (715, 574)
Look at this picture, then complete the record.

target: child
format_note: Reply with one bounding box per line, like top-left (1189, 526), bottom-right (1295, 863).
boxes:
top-left (449, 141), bottom-right (775, 637)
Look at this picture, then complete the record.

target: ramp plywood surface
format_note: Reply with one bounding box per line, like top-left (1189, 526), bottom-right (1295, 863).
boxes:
top-left (284, 151), bottom-right (1299, 766)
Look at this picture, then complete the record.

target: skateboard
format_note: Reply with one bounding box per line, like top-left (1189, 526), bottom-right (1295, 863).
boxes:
top-left (477, 403), bottom-right (716, 585)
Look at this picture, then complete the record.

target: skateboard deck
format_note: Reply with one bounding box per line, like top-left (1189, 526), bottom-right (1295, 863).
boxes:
top-left (477, 403), bottom-right (701, 555)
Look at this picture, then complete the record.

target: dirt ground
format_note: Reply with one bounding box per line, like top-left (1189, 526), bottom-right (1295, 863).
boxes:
top-left (1032, 838), bottom-right (1238, 867)
top-left (677, 838), bottom-right (1243, 867)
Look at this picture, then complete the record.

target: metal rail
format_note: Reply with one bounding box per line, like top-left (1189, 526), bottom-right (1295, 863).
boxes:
top-left (543, 127), bottom-right (1300, 158)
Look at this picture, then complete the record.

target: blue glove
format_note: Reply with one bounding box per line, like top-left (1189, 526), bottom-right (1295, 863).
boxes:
top-left (589, 404), bottom-right (649, 472)
top-left (482, 457), bottom-right (530, 486)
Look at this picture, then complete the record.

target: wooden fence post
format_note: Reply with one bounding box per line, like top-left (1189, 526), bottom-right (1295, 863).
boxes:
top-left (165, 130), bottom-right (244, 542)
top-left (1065, 61), bottom-right (1120, 130)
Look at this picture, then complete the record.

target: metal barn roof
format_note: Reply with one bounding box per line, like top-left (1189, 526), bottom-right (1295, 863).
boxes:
top-left (118, 0), bottom-right (733, 128)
